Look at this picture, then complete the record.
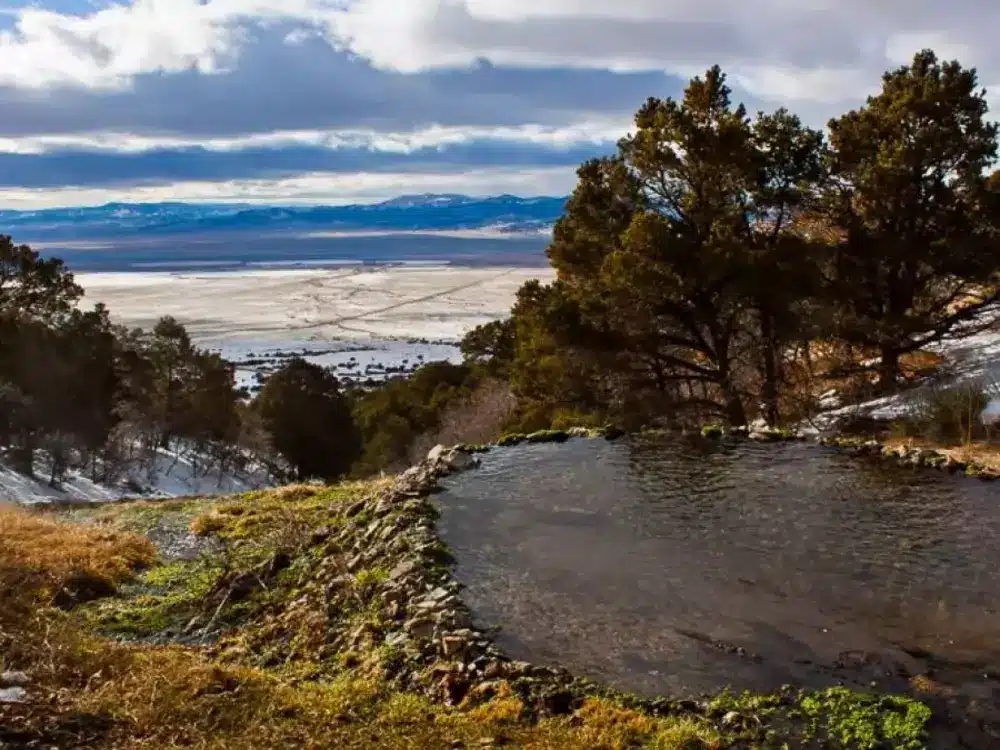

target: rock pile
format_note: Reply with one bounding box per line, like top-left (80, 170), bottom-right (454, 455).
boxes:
top-left (0, 671), bottom-right (29, 704)
top-left (316, 443), bottom-right (580, 709)
top-left (817, 436), bottom-right (1000, 480)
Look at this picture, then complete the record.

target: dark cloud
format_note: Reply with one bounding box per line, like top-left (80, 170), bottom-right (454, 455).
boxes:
top-left (0, 25), bottom-right (677, 138)
top-left (0, 140), bottom-right (613, 188)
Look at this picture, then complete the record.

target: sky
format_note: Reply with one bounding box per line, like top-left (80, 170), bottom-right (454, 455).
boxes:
top-left (0, 0), bottom-right (997, 208)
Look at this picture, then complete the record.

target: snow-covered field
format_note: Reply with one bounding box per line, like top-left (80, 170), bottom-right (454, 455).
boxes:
top-left (814, 319), bottom-right (1000, 427)
top-left (78, 264), bottom-right (551, 391)
top-left (78, 265), bottom-right (551, 345)
top-left (0, 445), bottom-right (271, 506)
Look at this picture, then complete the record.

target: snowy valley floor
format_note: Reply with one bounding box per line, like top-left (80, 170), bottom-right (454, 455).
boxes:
top-left (78, 264), bottom-right (553, 392)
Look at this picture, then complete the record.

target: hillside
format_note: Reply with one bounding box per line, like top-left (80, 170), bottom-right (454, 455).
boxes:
top-left (0, 195), bottom-right (569, 242)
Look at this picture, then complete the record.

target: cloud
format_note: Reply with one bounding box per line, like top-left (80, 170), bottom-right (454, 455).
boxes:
top-left (0, 1), bottom-right (999, 207)
top-left (0, 121), bottom-right (629, 156)
top-left (0, 140), bottom-right (611, 188)
top-left (0, 166), bottom-right (579, 208)
top-left (0, 27), bottom-right (666, 137)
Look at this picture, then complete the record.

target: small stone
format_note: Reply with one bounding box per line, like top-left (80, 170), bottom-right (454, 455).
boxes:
top-left (427, 586), bottom-right (451, 602)
top-left (406, 618), bottom-right (435, 640)
top-left (0, 687), bottom-right (27, 704)
top-left (385, 631), bottom-right (409, 648)
top-left (441, 635), bottom-right (466, 657)
top-left (0, 671), bottom-right (29, 687)
top-left (390, 560), bottom-right (418, 580)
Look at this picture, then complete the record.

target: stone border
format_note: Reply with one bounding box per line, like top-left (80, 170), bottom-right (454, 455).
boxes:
top-left (816, 436), bottom-right (1000, 480)
top-left (328, 431), bottom-right (716, 719)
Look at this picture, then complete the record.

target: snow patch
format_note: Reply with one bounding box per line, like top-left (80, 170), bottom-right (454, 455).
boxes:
top-left (0, 444), bottom-right (273, 506)
top-left (814, 315), bottom-right (1000, 429)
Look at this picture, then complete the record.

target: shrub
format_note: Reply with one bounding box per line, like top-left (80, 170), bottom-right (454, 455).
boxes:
top-left (909, 381), bottom-right (994, 444)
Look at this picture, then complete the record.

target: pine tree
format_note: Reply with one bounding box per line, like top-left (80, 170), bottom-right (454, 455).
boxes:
top-left (255, 358), bottom-right (361, 481)
top-left (822, 49), bottom-right (1000, 391)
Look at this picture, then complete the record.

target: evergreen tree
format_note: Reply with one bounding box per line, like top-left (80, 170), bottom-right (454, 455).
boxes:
top-left (255, 358), bottom-right (361, 481)
top-left (516, 67), bottom-right (824, 425)
top-left (822, 49), bottom-right (1000, 391)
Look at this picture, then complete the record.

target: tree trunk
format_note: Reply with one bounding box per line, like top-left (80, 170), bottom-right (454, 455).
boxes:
top-left (878, 345), bottom-right (900, 394)
top-left (725, 392), bottom-right (747, 426)
top-left (717, 345), bottom-right (747, 426)
top-left (760, 309), bottom-right (781, 426)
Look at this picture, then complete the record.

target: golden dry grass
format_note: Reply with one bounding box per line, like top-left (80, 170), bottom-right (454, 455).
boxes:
top-left (0, 506), bottom-right (155, 621)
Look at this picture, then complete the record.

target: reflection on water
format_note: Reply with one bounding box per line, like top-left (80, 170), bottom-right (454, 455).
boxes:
top-left (436, 435), bottom-right (1000, 703)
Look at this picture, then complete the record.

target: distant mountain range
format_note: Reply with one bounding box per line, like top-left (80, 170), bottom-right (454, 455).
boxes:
top-left (0, 194), bottom-right (569, 241)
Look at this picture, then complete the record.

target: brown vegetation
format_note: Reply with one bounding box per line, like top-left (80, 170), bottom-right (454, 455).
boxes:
top-left (0, 506), bottom-right (154, 622)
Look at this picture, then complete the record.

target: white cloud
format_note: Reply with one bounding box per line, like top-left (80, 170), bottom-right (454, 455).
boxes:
top-left (0, 119), bottom-right (630, 155)
top-left (0, 166), bottom-right (578, 208)
top-left (3, 1), bottom-right (999, 114)
top-left (2, 0), bottom-right (1000, 203)
top-left (0, 0), bottom-right (995, 143)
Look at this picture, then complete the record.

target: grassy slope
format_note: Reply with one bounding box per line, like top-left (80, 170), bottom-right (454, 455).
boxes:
top-left (0, 478), bottom-right (933, 750)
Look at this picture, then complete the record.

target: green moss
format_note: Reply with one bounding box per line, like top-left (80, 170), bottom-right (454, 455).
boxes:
top-left (353, 567), bottom-right (389, 591)
top-left (701, 424), bottom-right (725, 439)
top-left (496, 433), bottom-right (526, 446)
top-left (86, 556), bottom-right (226, 638)
top-left (456, 443), bottom-right (491, 453)
top-left (63, 497), bottom-right (209, 536)
top-left (709, 686), bottom-right (931, 749)
top-left (525, 429), bottom-right (571, 444)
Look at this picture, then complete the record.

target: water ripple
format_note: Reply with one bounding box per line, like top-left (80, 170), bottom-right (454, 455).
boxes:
top-left (437, 435), bottom-right (1000, 701)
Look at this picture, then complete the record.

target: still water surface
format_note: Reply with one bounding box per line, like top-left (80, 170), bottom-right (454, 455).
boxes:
top-left (437, 435), bottom-right (1000, 702)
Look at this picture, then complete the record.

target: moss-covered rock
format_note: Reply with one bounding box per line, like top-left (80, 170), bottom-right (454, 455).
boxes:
top-left (495, 433), bottom-right (526, 447)
top-left (701, 424), bottom-right (725, 439)
top-left (525, 429), bottom-right (570, 444)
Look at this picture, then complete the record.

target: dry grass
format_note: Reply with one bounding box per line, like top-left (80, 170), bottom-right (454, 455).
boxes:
top-left (0, 506), bottom-right (155, 622)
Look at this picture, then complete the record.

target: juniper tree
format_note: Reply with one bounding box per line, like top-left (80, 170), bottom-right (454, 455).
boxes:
top-left (822, 49), bottom-right (1000, 391)
top-left (527, 67), bottom-right (823, 425)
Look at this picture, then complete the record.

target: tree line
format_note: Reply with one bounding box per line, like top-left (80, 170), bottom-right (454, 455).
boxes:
top-left (462, 50), bottom-right (1000, 430)
top-left (0, 241), bottom-right (359, 487)
top-left (0, 236), bottom-right (490, 486)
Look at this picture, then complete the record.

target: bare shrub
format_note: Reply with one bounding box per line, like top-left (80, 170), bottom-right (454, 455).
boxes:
top-left (409, 378), bottom-right (516, 460)
top-left (905, 381), bottom-right (996, 445)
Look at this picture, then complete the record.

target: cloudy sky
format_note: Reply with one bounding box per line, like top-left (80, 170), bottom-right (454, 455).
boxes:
top-left (0, 0), bottom-right (996, 208)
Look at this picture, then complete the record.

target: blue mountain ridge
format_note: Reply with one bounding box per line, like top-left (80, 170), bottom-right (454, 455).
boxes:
top-left (0, 194), bottom-right (569, 241)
